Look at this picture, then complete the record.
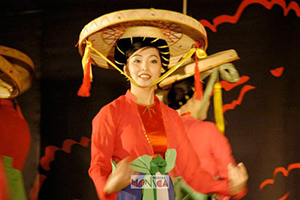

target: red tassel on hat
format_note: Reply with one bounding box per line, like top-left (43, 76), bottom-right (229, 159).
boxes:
top-left (194, 41), bottom-right (203, 100)
top-left (77, 58), bottom-right (92, 97)
top-left (77, 42), bottom-right (92, 97)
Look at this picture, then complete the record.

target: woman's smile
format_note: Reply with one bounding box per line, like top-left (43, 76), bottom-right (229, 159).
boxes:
top-left (138, 73), bottom-right (151, 80)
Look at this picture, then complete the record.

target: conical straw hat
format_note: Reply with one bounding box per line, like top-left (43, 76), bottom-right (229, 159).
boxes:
top-left (78, 8), bottom-right (207, 69)
top-left (0, 46), bottom-right (34, 98)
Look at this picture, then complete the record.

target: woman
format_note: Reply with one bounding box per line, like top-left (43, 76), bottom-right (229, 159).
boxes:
top-left (0, 45), bottom-right (34, 200)
top-left (167, 76), bottom-right (248, 200)
top-left (77, 9), bottom-right (240, 200)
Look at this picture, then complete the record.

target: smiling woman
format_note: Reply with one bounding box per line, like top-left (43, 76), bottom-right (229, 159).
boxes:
top-left (77, 9), bottom-right (240, 200)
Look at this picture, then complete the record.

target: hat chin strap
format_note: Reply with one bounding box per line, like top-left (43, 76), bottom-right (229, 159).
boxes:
top-left (88, 42), bottom-right (197, 88)
top-left (150, 49), bottom-right (196, 87)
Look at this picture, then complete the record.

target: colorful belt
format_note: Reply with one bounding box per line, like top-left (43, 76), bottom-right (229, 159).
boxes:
top-left (112, 149), bottom-right (177, 200)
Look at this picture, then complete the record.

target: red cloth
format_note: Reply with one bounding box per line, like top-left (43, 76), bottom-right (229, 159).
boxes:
top-left (89, 90), bottom-right (230, 200)
top-left (181, 116), bottom-right (247, 199)
top-left (136, 102), bottom-right (167, 159)
top-left (0, 99), bottom-right (31, 170)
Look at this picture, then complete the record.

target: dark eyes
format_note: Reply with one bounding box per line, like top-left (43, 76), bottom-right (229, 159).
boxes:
top-left (150, 59), bottom-right (158, 64)
top-left (133, 59), bottom-right (142, 63)
top-left (132, 58), bottom-right (158, 64)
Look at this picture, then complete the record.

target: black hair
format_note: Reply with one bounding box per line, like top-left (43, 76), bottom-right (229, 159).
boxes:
top-left (167, 76), bottom-right (195, 110)
top-left (114, 37), bottom-right (170, 71)
top-left (125, 41), bottom-right (152, 60)
top-left (167, 76), bottom-right (206, 109)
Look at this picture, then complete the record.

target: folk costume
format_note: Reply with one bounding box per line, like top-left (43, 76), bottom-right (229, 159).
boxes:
top-left (77, 9), bottom-right (231, 200)
top-left (0, 45), bottom-right (34, 200)
top-left (176, 116), bottom-right (247, 200)
top-left (159, 50), bottom-right (241, 134)
top-left (158, 51), bottom-right (246, 199)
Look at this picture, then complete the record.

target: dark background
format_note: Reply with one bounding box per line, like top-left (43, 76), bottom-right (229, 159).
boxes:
top-left (1, 0), bottom-right (299, 199)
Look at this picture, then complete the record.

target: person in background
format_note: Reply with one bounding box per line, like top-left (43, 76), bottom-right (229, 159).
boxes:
top-left (167, 76), bottom-right (248, 200)
top-left (0, 45), bottom-right (34, 200)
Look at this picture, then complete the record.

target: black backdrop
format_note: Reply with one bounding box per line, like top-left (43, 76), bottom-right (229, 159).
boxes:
top-left (1, 0), bottom-right (299, 199)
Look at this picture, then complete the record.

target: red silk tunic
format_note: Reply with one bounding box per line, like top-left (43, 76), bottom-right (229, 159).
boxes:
top-left (0, 99), bottom-right (31, 171)
top-left (89, 90), bottom-right (230, 200)
top-left (181, 116), bottom-right (247, 199)
top-left (136, 102), bottom-right (167, 159)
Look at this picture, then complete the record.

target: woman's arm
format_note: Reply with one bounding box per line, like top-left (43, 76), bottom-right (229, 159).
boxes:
top-left (209, 123), bottom-right (248, 199)
top-left (104, 157), bottom-right (133, 194)
top-left (89, 106), bottom-right (119, 200)
top-left (228, 163), bottom-right (248, 199)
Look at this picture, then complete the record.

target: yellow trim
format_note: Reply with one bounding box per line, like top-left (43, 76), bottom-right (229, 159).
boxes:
top-left (82, 41), bottom-right (93, 81)
top-left (157, 45), bottom-right (168, 49)
top-left (143, 37), bottom-right (146, 41)
top-left (162, 63), bottom-right (168, 67)
top-left (115, 60), bottom-right (125, 65)
top-left (160, 51), bottom-right (170, 55)
top-left (161, 56), bottom-right (169, 62)
top-left (185, 95), bottom-right (190, 100)
top-left (117, 46), bottom-right (125, 55)
top-left (130, 37), bottom-right (133, 44)
top-left (150, 48), bottom-right (196, 86)
top-left (150, 38), bottom-right (159, 43)
top-left (213, 82), bottom-right (225, 134)
top-left (196, 49), bottom-right (207, 59)
top-left (88, 40), bottom-right (195, 88)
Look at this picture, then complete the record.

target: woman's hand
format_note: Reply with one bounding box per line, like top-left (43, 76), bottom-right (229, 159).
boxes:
top-left (228, 162), bottom-right (248, 196)
top-left (104, 157), bottom-right (133, 194)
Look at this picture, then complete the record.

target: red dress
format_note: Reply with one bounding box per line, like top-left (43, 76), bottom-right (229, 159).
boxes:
top-left (0, 99), bottom-right (31, 170)
top-left (89, 90), bottom-right (230, 200)
top-left (181, 115), bottom-right (247, 199)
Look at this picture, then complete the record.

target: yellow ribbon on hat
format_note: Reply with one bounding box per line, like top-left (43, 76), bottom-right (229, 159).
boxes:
top-left (150, 48), bottom-right (196, 86)
top-left (196, 48), bottom-right (207, 59)
top-left (87, 40), bottom-right (197, 88)
top-left (213, 82), bottom-right (225, 134)
top-left (77, 41), bottom-right (93, 97)
top-left (82, 41), bottom-right (93, 81)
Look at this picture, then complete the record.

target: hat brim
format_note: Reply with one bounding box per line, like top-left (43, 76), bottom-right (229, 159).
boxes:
top-left (158, 49), bottom-right (239, 88)
top-left (0, 46), bottom-right (34, 98)
top-left (78, 9), bottom-right (208, 70)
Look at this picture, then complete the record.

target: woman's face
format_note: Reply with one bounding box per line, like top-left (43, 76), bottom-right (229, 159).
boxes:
top-left (124, 47), bottom-right (162, 88)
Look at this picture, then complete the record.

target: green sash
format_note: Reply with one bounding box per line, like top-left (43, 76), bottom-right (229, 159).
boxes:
top-left (112, 149), bottom-right (177, 200)
top-left (2, 156), bottom-right (27, 200)
top-left (173, 177), bottom-right (218, 200)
